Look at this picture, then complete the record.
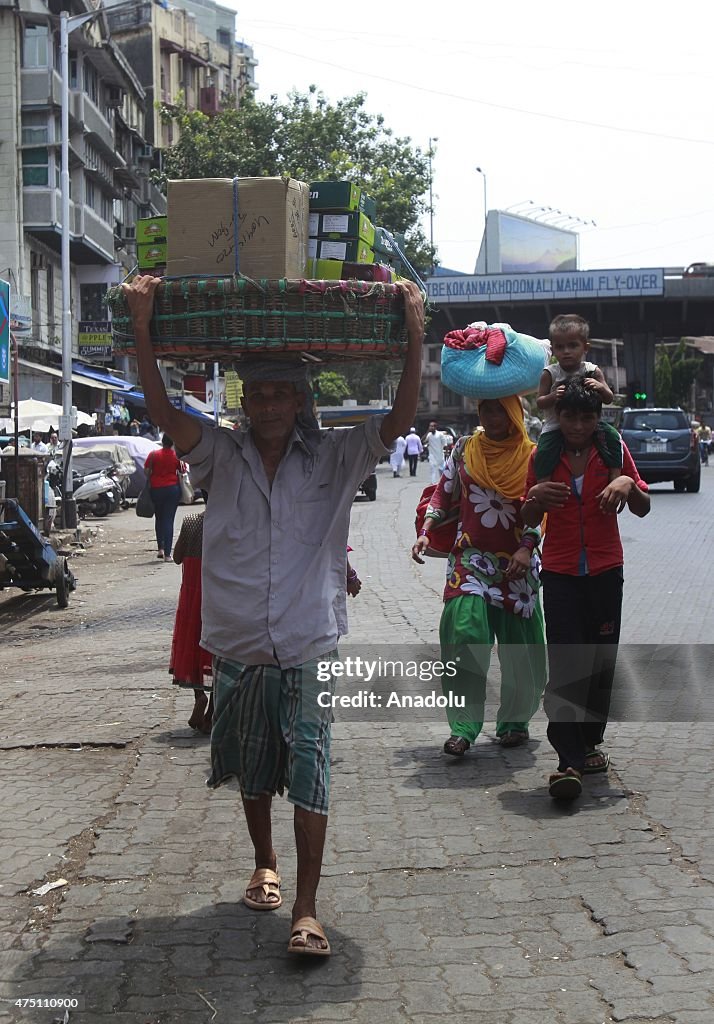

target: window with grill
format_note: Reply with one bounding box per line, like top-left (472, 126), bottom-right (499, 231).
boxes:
top-left (440, 385), bottom-right (461, 406)
top-left (80, 283), bottom-right (108, 321)
top-left (21, 112), bottom-right (49, 146)
top-left (83, 61), bottom-right (98, 104)
top-left (46, 264), bottom-right (55, 337)
top-left (22, 148), bottom-right (49, 186)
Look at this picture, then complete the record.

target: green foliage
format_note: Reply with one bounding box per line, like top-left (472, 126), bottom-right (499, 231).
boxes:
top-left (340, 360), bottom-right (400, 405)
top-left (654, 345), bottom-right (672, 407)
top-left (154, 88), bottom-right (434, 271)
top-left (670, 340), bottom-right (702, 409)
top-left (314, 370), bottom-right (351, 406)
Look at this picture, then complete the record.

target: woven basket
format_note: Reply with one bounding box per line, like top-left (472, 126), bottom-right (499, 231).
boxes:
top-left (107, 276), bottom-right (408, 360)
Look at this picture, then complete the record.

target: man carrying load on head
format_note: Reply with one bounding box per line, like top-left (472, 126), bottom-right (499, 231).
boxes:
top-left (121, 274), bottom-right (424, 957)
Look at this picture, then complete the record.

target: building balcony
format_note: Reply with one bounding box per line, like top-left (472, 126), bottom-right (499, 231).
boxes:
top-left (114, 158), bottom-right (142, 190)
top-left (21, 67), bottom-right (63, 107)
top-left (23, 187), bottom-right (115, 264)
top-left (72, 92), bottom-right (116, 158)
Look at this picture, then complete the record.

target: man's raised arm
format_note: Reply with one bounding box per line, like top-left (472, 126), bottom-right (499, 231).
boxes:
top-left (122, 276), bottom-right (202, 454)
top-left (380, 282), bottom-right (424, 447)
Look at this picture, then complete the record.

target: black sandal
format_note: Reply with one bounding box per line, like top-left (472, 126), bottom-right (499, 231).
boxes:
top-left (583, 749), bottom-right (609, 774)
top-left (443, 736), bottom-right (470, 757)
top-left (499, 730), bottom-right (529, 748)
top-left (548, 769), bottom-right (582, 801)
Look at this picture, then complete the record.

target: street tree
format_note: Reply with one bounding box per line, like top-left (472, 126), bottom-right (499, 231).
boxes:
top-left (156, 89), bottom-right (434, 271)
top-left (670, 340), bottom-right (702, 409)
top-left (314, 370), bottom-right (351, 406)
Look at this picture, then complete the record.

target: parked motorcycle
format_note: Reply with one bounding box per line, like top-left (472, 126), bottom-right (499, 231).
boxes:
top-left (48, 461), bottom-right (118, 518)
top-left (73, 470), bottom-right (120, 518)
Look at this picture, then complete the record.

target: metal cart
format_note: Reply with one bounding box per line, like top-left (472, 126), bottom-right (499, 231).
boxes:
top-left (0, 498), bottom-right (76, 608)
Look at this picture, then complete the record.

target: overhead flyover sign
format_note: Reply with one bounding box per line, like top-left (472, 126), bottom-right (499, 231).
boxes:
top-left (0, 279), bottom-right (9, 385)
top-left (426, 268), bottom-right (665, 304)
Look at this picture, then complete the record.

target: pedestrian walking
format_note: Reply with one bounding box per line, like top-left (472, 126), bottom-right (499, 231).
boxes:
top-left (405, 427), bottom-right (423, 476)
top-left (522, 378), bottom-right (650, 801)
top-left (144, 434), bottom-right (183, 561)
top-left (390, 434), bottom-right (407, 477)
top-left (696, 420), bottom-right (711, 465)
top-left (412, 397), bottom-right (546, 755)
top-left (422, 421), bottom-right (450, 484)
top-left (170, 509), bottom-right (213, 733)
top-left (122, 274), bottom-right (424, 958)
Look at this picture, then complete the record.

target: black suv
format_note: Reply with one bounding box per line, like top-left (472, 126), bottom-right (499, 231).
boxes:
top-left (618, 407), bottom-right (700, 492)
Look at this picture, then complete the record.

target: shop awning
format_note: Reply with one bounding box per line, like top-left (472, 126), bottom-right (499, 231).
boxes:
top-left (19, 358), bottom-right (119, 392)
top-left (71, 362), bottom-right (135, 391)
top-left (123, 390), bottom-right (215, 423)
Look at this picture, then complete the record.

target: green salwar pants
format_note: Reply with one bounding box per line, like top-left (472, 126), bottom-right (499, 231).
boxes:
top-left (439, 594), bottom-right (547, 743)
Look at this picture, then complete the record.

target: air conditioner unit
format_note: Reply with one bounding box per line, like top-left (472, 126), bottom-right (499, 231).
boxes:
top-left (138, 145), bottom-right (154, 160)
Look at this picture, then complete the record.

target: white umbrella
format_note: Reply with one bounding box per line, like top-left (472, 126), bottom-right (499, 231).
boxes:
top-left (0, 399), bottom-right (95, 431)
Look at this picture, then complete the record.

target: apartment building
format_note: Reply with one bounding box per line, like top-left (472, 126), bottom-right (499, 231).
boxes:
top-left (0, 0), bottom-right (163, 409)
top-left (107, 0), bottom-right (256, 148)
top-left (0, 0), bottom-right (256, 417)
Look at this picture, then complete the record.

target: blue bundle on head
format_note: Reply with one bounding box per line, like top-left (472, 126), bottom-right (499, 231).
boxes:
top-left (441, 322), bottom-right (550, 399)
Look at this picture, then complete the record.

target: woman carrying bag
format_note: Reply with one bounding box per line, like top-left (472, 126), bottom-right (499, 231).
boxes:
top-left (144, 434), bottom-right (183, 561)
top-left (412, 397), bottom-right (546, 756)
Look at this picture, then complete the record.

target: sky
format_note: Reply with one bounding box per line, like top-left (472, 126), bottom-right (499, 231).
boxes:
top-left (229, 1), bottom-right (714, 276)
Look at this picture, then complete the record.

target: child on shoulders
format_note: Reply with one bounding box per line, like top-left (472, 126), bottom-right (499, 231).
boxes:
top-left (535, 313), bottom-right (621, 481)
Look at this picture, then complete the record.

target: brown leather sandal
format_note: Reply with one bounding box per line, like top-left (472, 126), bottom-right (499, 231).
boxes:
top-left (288, 916), bottom-right (331, 957)
top-left (243, 867), bottom-right (282, 911)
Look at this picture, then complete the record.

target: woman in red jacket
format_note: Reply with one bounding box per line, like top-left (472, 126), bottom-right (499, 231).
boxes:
top-left (522, 379), bottom-right (650, 800)
top-left (144, 434), bottom-right (183, 561)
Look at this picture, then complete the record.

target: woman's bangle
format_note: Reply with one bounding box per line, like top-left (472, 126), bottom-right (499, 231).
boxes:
top-left (347, 569), bottom-right (358, 581)
top-left (418, 529), bottom-right (429, 539)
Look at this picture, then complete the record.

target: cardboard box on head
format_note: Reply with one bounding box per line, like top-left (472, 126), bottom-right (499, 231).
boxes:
top-left (167, 177), bottom-right (309, 279)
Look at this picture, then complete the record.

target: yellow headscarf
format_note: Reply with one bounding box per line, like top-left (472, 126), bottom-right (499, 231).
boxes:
top-left (463, 396), bottom-right (534, 500)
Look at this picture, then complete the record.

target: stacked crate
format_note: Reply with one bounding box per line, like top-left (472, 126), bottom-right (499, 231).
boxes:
top-left (136, 216), bottom-right (168, 275)
top-left (308, 181), bottom-right (398, 282)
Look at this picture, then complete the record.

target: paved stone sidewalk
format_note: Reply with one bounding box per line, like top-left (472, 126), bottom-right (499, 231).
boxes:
top-left (1, 469), bottom-right (713, 1023)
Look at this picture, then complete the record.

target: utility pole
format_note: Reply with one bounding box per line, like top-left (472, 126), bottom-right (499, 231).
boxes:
top-left (476, 167), bottom-right (487, 274)
top-left (428, 137), bottom-right (438, 275)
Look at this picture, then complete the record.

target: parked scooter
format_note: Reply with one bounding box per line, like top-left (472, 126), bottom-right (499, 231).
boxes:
top-left (48, 461), bottom-right (118, 518)
top-left (73, 470), bottom-right (119, 518)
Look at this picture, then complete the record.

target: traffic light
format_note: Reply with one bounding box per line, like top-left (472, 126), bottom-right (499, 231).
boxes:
top-left (627, 382), bottom-right (647, 407)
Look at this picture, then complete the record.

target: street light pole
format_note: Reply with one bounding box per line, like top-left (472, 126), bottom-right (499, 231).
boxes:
top-left (428, 137), bottom-right (438, 275)
top-left (475, 167), bottom-right (487, 273)
top-left (59, 11), bottom-right (76, 527)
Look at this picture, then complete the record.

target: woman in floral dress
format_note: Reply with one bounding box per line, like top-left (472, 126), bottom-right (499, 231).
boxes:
top-left (412, 397), bottom-right (546, 756)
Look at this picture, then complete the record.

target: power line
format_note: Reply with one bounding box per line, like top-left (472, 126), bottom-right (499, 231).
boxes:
top-left (244, 19), bottom-right (711, 65)
top-left (248, 39), bottom-right (714, 147)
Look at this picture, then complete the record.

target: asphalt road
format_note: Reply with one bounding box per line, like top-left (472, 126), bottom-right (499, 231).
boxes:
top-left (1, 460), bottom-right (714, 1024)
